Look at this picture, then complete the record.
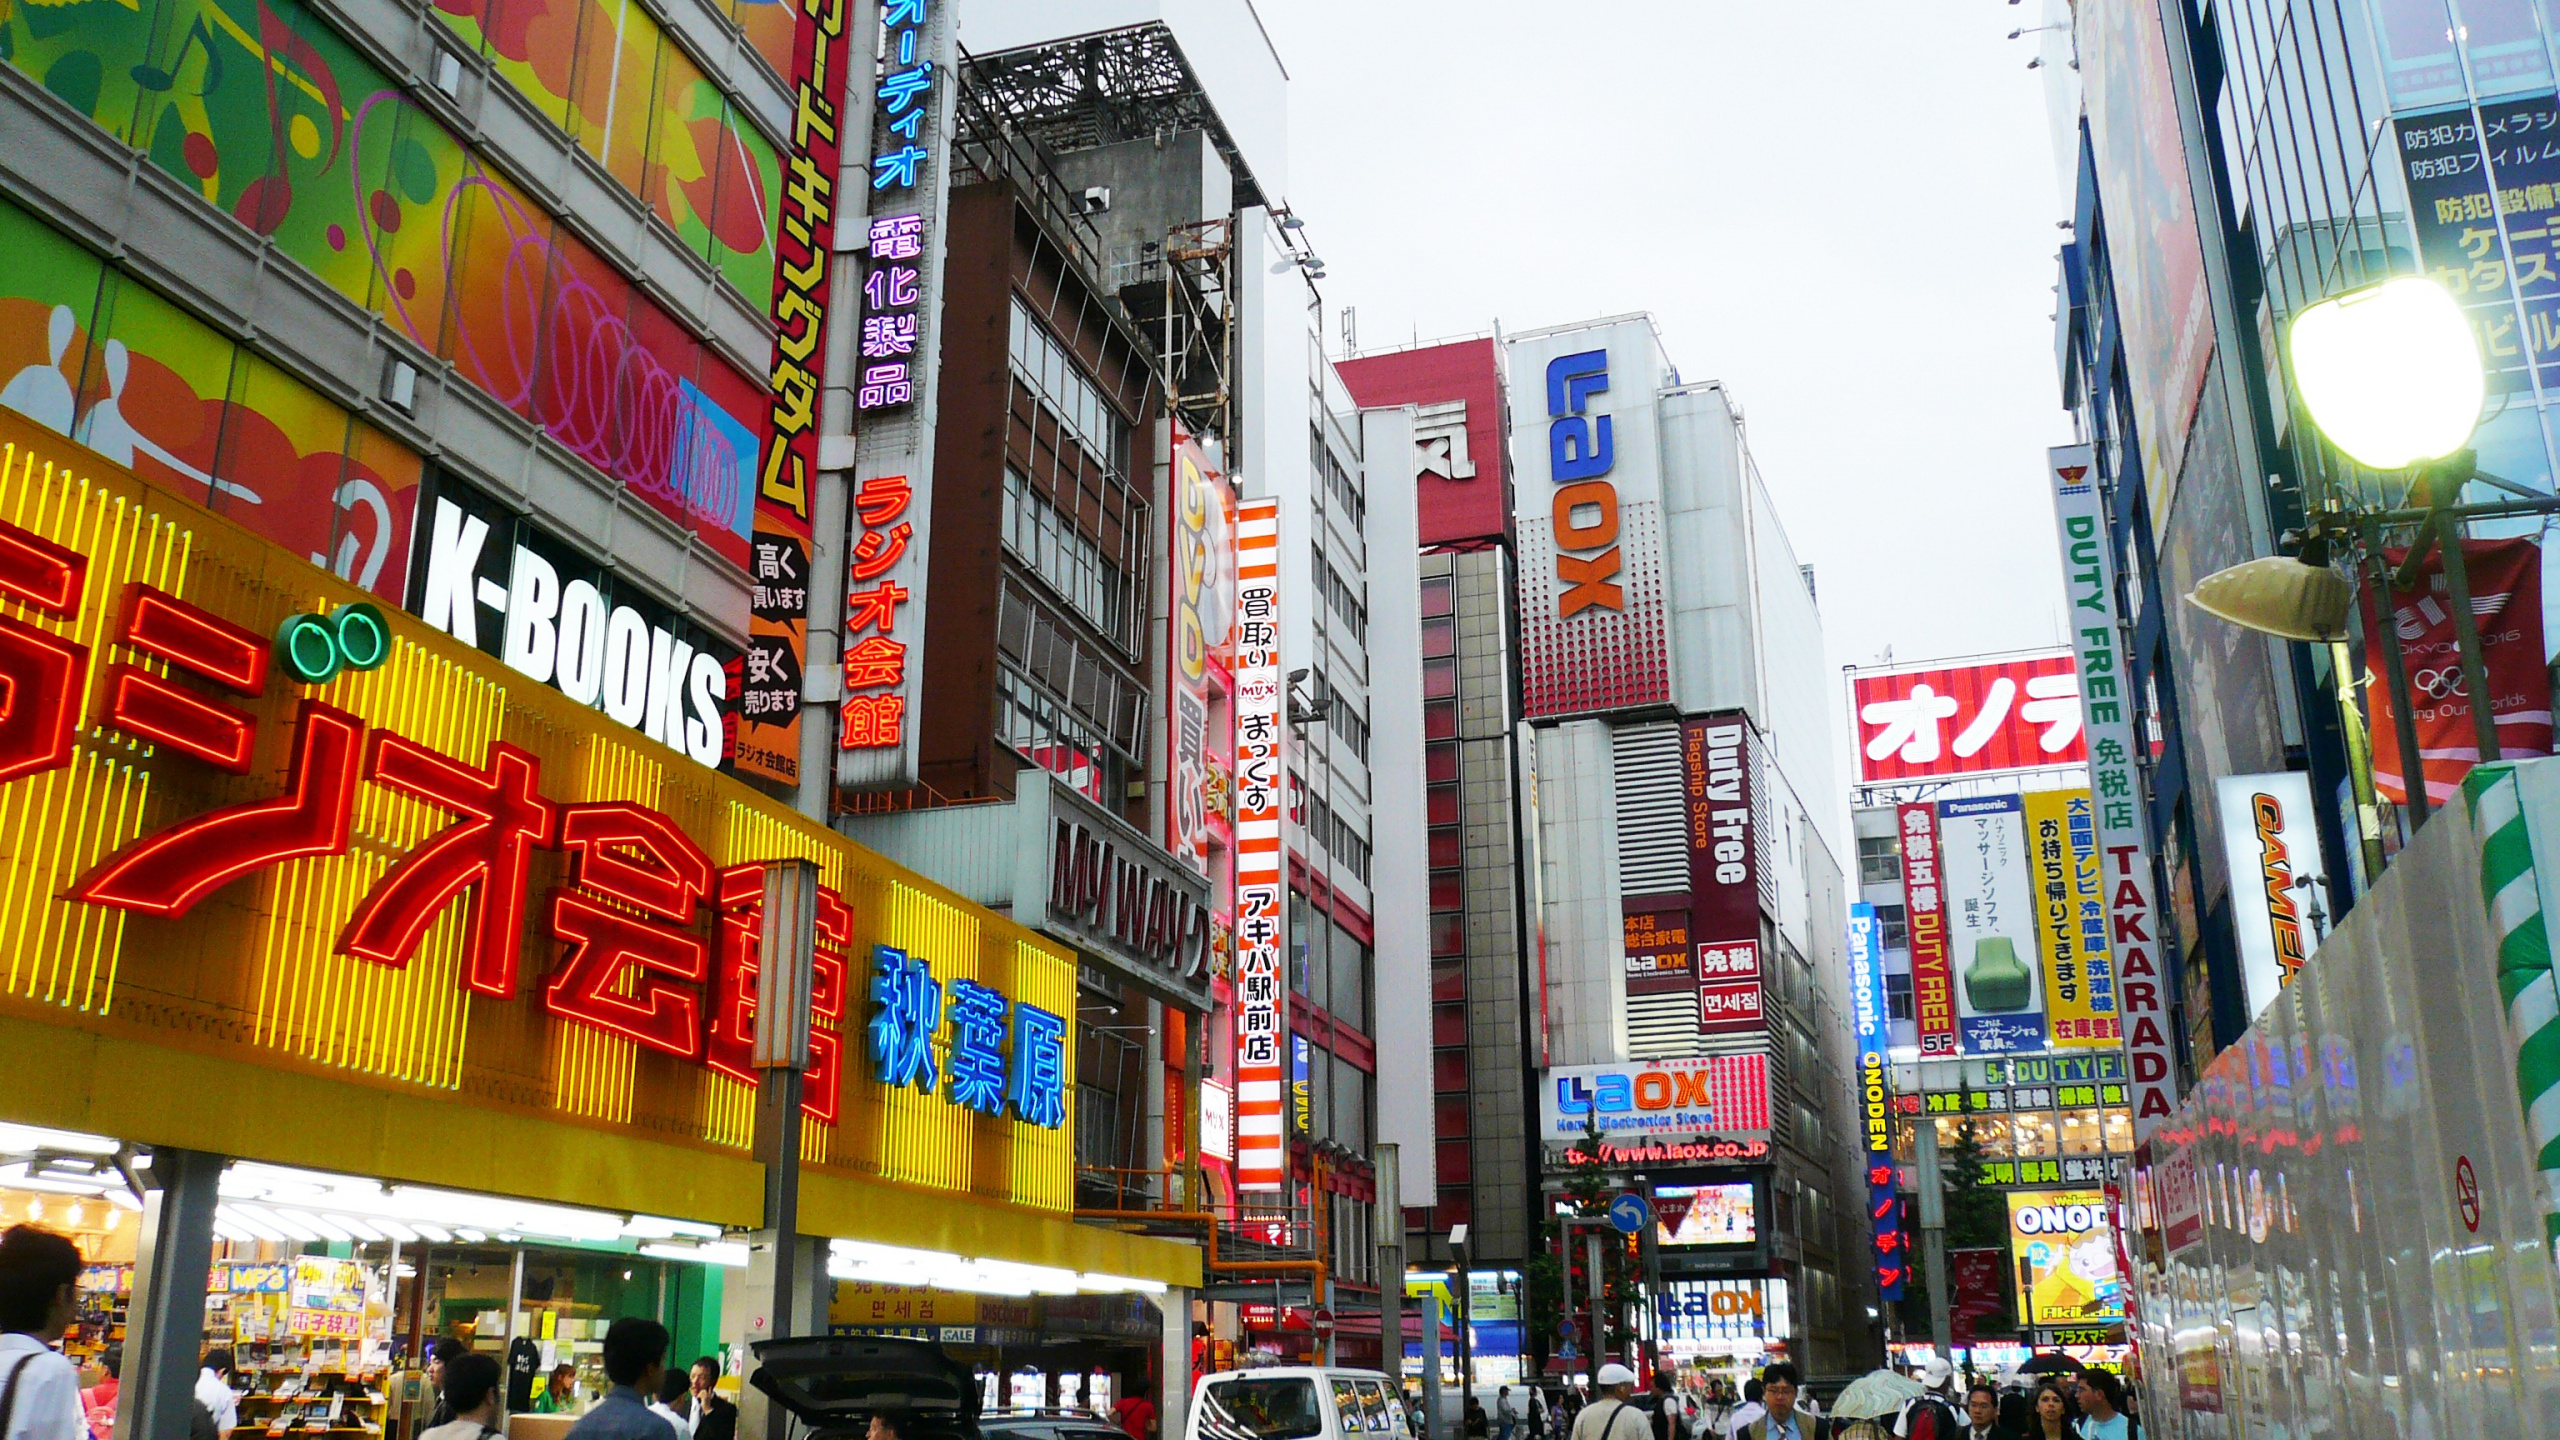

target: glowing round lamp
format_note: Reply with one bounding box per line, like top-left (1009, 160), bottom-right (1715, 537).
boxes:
top-left (2287, 277), bottom-right (2484, 469)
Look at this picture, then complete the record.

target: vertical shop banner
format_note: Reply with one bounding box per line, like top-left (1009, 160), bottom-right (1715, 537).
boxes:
top-left (1939, 796), bottom-right (2047, 1054)
top-left (1624, 910), bottom-right (1693, 996)
top-left (1899, 801), bottom-right (1959, 1057)
top-left (2048, 444), bottom-right (2176, 1133)
top-left (2025, 789), bottom-right (2122, 1048)
top-left (1686, 713), bottom-right (1764, 1037)
top-left (1168, 431), bottom-right (1235, 876)
top-left (1231, 498), bottom-right (1286, 1190)
top-left (738, 0), bottom-right (856, 787)
top-left (1849, 902), bottom-right (1905, 1300)
top-left (2397, 98), bottom-right (2560, 395)
top-left (2008, 1191), bottom-right (2125, 1329)
top-left (1948, 1247), bottom-right (2011, 1343)
top-left (838, 0), bottom-right (957, 790)
top-left (2213, 771), bottom-right (2324, 1017)
top-left (2075, 0), bottom-right (2214, 519)
top-left (2361, 536), bottom-right (2550, 807)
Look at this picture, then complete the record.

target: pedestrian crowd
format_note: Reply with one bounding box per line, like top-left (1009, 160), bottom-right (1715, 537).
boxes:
top-left (0, 1222), bottom-right (741, 1440)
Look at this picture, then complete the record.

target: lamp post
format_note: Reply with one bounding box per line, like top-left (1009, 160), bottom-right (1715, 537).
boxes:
top-left (2188, 275), bottom-right (2513, 867)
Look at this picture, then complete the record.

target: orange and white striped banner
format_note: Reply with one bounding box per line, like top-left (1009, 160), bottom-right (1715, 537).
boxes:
top-left (1230, 498), bottom-right (1286, 1190)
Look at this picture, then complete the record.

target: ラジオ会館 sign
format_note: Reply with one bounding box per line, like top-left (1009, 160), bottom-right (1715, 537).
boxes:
top-left (0, 410), bottom-right (1143, 1260)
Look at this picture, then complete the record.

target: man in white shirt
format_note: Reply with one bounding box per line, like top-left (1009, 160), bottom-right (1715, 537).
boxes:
top-left (0, 1224), bottom-right (88, 1440)
top-left (195, 1348), bottom-right (239, 1435)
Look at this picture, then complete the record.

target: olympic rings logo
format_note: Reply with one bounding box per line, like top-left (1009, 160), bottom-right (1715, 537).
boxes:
top-left (2412, 666), bottom-right (2471, 699)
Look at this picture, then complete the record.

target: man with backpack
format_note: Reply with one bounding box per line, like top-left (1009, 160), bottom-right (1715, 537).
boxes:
top-left (1568, 1365), bottom-right (1648, 1440)
top-left (0, 1226), bottom-right (85, 1440)
top-left (1638, 1370), bottom-right (1690, 1440)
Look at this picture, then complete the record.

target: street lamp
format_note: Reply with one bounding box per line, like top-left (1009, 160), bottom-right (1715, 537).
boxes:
top-left (2186, 274), bottom-right (2494, 875)
top-left (2287, 277), bottom-right (2484, 470)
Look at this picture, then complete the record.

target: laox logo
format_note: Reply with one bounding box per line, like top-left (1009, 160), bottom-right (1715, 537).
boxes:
top-left (1556, 1066), bottom-right (1723, 1115)
top-left (1543, 349), bottom-right (1623, 616)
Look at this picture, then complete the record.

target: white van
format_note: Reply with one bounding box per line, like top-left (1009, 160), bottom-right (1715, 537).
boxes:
top-left (1187, 1367), bottom-right (1414, 1440)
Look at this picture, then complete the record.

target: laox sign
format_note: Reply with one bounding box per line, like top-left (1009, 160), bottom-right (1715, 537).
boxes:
top-left (1048, 819), bottom-right (1212, 979)
top-left (1542, 349), bottom-right (1623, 615)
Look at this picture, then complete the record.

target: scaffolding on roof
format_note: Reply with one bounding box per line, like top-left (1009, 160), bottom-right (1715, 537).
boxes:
top-left (963, 23), bottom-right (1267, 210)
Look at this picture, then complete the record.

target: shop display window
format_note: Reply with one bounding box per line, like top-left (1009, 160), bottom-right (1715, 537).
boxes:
top-left (2010, 1111), bottom-right (2059, 1157)
top-left (2102, 1107), bottom-right (2136, 1153)
top-left (2059, 1108), bottom-right (2107, 1156)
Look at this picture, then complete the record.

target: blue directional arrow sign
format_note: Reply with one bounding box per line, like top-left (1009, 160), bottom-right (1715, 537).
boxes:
top-left (1607, 1191), bottom-right (1650, 1235)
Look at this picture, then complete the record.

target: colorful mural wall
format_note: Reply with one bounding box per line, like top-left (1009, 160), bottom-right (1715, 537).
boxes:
top-left (428, 0), bottom-right (783, 301)
top-left (0, 0), bottom-right (774, 568)
top-left (0, 195), bottom-right (420, 604)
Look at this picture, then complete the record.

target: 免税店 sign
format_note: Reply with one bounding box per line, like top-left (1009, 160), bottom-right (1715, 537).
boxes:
top-left (0, 413), bottom-right (1078, 1195)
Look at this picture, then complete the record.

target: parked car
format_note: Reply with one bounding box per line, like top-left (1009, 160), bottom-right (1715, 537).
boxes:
top-left (982, 1407), bottom-right (1133, 1440)
top-left (749, 1335), bottom-right (982, 1440)
top-left (1188, 1367), bottom-right (1409, 1440)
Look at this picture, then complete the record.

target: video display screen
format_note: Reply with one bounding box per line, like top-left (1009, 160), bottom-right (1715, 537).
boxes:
top-left (1657, 1182), bottom-right (1756, 1247)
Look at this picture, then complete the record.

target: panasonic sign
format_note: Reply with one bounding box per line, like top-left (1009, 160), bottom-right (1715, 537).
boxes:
top-left (412, 482), bottom-right (732, 770)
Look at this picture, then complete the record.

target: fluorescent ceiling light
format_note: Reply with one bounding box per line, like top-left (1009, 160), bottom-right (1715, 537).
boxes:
top-left (0, 1124), bottom-right (118, 1157)
top-left (639, 1242), bottom-right (749, 1268)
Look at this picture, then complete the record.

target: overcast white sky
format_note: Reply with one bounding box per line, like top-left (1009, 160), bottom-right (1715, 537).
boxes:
top-left (1256, 1), bottom-right (2086, 686)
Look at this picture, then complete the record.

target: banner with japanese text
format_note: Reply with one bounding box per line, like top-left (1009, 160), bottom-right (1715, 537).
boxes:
top-left (1898, 801), bottom-right (1960, 1057)
top-left (2024, 788), bottom-right (2122, 1049)
top-left (1851, 652), bottom-right (2086, 785)
top-left (838, 0), bottom-right (958, 790)
top-left (1939, 795), bottom-right (2048, 1054)
top-left (740, 0), bottom-right (856, 786)
top-left (2048, 444), bottom-right (2177, 1133)
top-left (1230, 498), bottom-right (1285, 1190)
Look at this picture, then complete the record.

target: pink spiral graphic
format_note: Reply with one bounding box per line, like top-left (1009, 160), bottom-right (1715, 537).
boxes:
top-left (350, 94), bottom-right (745, 534)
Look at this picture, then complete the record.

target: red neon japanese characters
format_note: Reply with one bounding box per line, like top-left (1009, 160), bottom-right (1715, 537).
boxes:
top-left (120, 584), bottom-right (268, 691)
top-left (0, 521), bottom-right (87, 615)
top-left (543, 804), bottom-right (716, 1058)
top-left (0, 518), bottom-right (87, 784)
top-left (340, 735), bottom-right (558, 998)
top-left (546, 892), bottom-right (712, 1058)
top-left (102, 585), bottom-right (273, 772)
top-left (706, 864), bottom-right (851, 1122)
top-left (75, 701), bottom-right (364, 915)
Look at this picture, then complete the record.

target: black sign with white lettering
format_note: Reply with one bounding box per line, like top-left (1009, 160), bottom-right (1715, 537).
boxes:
top-left (406, 470), bottom-right (739, 771)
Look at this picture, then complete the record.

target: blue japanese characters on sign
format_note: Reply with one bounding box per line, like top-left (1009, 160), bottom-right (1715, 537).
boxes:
top-left (2399, 96), bottom-right (2560, 394)
top-left (858, 0), bottom-right (935, 412)
top-left (866, 944), bottom-right (1065, 1128)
